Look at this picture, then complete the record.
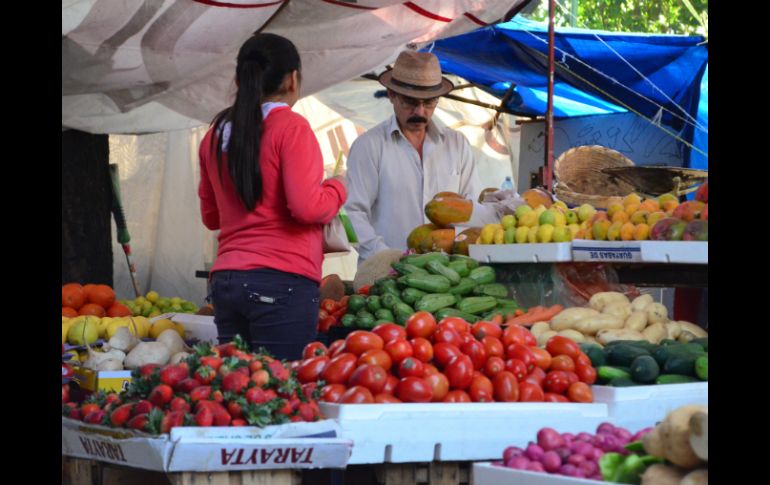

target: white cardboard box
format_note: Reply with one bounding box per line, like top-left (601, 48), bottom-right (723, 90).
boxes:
top-left (571, 240), bottom-right (641, 263)
top-left (592, 382), bottom-right (708, 430)
top-left (639, 241), bottom-right (708, 264)
top-left (320, 402), bottom-right (608, 464)
top-left (572, 240), bottom-right (708, 264)
top-left (473, 462), bottom-right (606, 485)
top-left (470, 243), bottom-right (573, 263)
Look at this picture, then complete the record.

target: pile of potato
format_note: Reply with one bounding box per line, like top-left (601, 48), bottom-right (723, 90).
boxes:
top-left (641, 405), bottom-right (708, 485)
top-left (530, 292), bottom-right (708, 347)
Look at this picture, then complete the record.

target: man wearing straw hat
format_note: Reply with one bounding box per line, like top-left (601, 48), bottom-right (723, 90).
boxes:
top-left (345, 50), bottom-right (492, 262)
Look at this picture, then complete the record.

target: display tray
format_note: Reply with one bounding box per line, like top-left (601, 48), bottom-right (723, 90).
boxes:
top-left (473, 462), bottom-right (606, 485)
top-left (592, 382), bottom-right (708, 430)
top-left (571, 240), bottom-right (708, 264)
top-left (469, 243), bottom-right (573, 263)
top-left (319, 402), bottom-right (608, 464)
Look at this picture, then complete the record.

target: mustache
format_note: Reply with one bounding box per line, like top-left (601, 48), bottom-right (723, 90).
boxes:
top-left (407, 116), bottom-right (428, 124)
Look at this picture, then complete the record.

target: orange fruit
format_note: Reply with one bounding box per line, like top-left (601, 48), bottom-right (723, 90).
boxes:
top-left (62, 307), bottom-right (79, 318)
top-left (79, 303), bottom-right (106, 318)
top-left (62, 284), bottom-right (86, 310)
top-left (86, 284), bottom-right (116, 309)
top-left (106, 303), bottom-right (132, 317)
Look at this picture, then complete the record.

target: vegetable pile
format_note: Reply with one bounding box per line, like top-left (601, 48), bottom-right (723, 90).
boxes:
top-left (295, 315), bottom-right (597, 404)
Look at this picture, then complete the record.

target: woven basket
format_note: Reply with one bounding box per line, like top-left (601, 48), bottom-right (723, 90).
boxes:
top-left (554, 145), bottom-right (637, 208)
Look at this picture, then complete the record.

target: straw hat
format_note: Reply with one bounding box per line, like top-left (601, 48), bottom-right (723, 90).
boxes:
top-left (379, 51), bottom-right (454, 99)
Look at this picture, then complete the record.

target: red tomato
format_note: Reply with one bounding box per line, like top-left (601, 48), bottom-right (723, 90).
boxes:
top-left (423, 363), bottom-right (440, 376)
top-left (382, 375), bottom-right (399, 395)
top-left (471, 321), bottom-right (503, 340)
top-left (575, 352), bottom-right (592, 368)
top-left (405, 311), bottom-right (437, 339)
top-left (518, 381), bottom-right (545, 402)
top-left (524, 367), bottom-right (547, 387)
top-left (469, 374), bottom-right (494, 402)
top-left (481, 336), bottom-right (505, 358)
top-left (433, 326), bottom-right (464, 348)
top-left (493, 371), bottom-right (520, 402)
top-left (444, 355), bottom-right (474, 390)
top-left (348, 364), bottom-right (389, 394)
top-left (321, 298), bottom-right (340, 313)
top-left (505, 358), bottom-right (528, 381)
top-left (425, 372), bottom-right (450, 402)
top-left (398, 357), bottom-right (425, 378)
top-left (396, 377), bottom-right (433, 402)
top-left (575, 363), bottom-right (597, 385)
top-left (484, 356), bottom-right (506, 379)
top-left (345, 331), bottom-right (384, 356)
top-left (433, 342), bottom-right (463, 368)
top-left (461, 332), bottom-right (475, 345)
top-left (546, 336), bottom-right (581, 359)
top-left (565, 371), bottom-right (579, 386)
top-left (375, 393), bottom-right (402, 404)
top-left (384, 338), bottom-right (413, 363)
top-left (528, 346), bottom-right (553, 371)
top-left (373, 323), bottom-right (407, 344)
top-left (506, 344), bottom-right (536, 373)
top-left (550, 355), bottom-right (576, 373)
top-left (321, 353), bottom-right (358, 384)
top-left (461, 340), bottom-right (488, 370)
top-left (438, 317), bottom-right (470, 334)
top-left (302, 342), bottom-right (328, 360)
top-left (502, 324), bottom-right (537, 347)
top-left (410, 338), bottom-right (434, 363)
top-left (338, 385), bottom-right (374, 404)
top-left (544, 370), bottom-right (570, 394)
top-left (319, 316), bottom-right (337, 333)
top-left (442, 390), bottom-right (472, 403)
top-left (358, 349), bottom-right (393, 371)
top-left (567, 382), bottom-right (593, 403)
top-left (318, 309), bottom-right (329, 321)
top-left (328, 339), bottom-right (346, 357)
top-left (296, 356), bottom-right (329, 384)
top-left (544, 392), bottom-right (570, 403)
top-left (320, 384), bottom-right (346, 403)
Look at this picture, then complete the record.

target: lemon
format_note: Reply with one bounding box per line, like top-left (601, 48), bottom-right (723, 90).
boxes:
top-left (146, 291), bottom-right (159, 303)
top-left (62, 320), bottom-right (75, 344)
top-left (98, 317), bottom-right (113, 338)
top-left (150, 319), bottom-right (177, 339)
top-left (67, 316), bottom-right (100, 346)
top-left (130, 316), bottom-right (150, 338)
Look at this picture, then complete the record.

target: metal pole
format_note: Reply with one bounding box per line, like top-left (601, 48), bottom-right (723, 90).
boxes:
top-left (545, 0), bottom-right (556, 191)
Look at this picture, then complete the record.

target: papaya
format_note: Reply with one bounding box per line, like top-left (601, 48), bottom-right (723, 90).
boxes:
top-left (433, 191), bottom-right (463, 199)
top-left (425, 196), bottom-right (473, 227)
top-left (419, 228), bottom-right (455, 254)
top-left (478, 187), bottom-right (498, 203)
top-left (452, 227), bottom-right (482, 255)
top-left (522, 188), bottom-right (554, 209)
top-left (407, 223), bottom-right (438, 251)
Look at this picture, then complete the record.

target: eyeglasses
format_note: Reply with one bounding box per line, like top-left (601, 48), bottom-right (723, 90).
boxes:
top-left (397, 95), bottom-right (440, 109)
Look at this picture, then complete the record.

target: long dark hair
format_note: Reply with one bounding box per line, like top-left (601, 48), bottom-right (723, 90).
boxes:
top-left (212, 33), bottom-right (301, 211)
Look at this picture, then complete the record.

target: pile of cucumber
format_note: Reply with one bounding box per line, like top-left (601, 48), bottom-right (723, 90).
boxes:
top-left (580, 338), bottom-right (708, 387)
top-left (340, 252), bottom-right (520, 330)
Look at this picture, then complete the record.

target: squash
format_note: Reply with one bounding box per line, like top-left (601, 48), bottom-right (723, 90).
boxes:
top-left (407, 223), bottom-right (438, 251)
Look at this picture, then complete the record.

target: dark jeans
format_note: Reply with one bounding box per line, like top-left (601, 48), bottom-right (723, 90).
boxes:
top-left (209, 268), bottom-right (320, 361)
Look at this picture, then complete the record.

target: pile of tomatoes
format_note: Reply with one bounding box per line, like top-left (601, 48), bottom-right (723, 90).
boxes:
top-left (317, 297), bottom-right (349, 333)
top-left (294, 312), bottom-right (596, 404)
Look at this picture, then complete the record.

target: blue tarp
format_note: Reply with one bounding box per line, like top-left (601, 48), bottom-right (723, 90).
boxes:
top-left (428, 17), bottom-right (708, 166)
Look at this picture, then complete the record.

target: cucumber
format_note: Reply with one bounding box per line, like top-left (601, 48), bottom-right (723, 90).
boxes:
top-left (468, 266), bottom-right (496, 285)
top-left (448, 278), bottom-right (478, 296)
top-left (434, 307), bottom-right (480, 323)
top-left (402, 252), bottom-right (450, 268)
top-left (391, 262), bottom-right (429, 276)
top-left (659, 339), bottom-right (679, 346)
top-left (597, 366), bottom-right (632, 382)
top-left (448, 260), bottom-right (470, 277)
top-left (355, 311), bottom-right (375, 329)
top-left (366, 295), bottom-right (382, 313)
top-left (380, 293), bottom-right (402, 310)
top-left (403, 274), bottom-right (452, 293)
top-left (691, 338), bottom-right (709, 352)
top-left (663, 354), bottom-right (699, 377)
top-left (393, 302), bottom-right (415, 325)
top-left (456, 296), bottom-right (498, 315)
top-left (695, 355), bottom-right (708, 380)
top-left (449, 254), bottom-right (480, 269)
top-left (609, 377), bottom-right (638, 387)
top-left (653, 344), bottom-right (705, 369)
top-left (606, 344), bottom-right (651, 367)
top-left (473, 283), bottom-right (509, 298)
top-left (630, 355), bottom-right (660, 384)
top-left (415, 293), bottom-right (456, 313)
top-left (401, 288), bottom-right (427, 305)
top-left (340, 314), bottom-right (356, 328)
top-left (375, 308), bottom-right (395, 322)
top-left (426, 260), bottom-right (461, 285)
top-left (603, 340), bottom-right (659, 352)
top-left (374, 319), bottom-right (393, 326)
top-left (655, 374), bottom-right (700, 385)
top-left (495, 298), bottom-right (520, 309)
top-left (580, 344), bottom-right (607, 368)
top-left (347, 295), bottom-right (366, 312)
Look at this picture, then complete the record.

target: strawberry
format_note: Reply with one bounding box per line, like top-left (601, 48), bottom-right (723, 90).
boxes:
top-left (222, 372), bottom-right (250, 394)
top-left (263, 389), bottom-right (278, 401)
top-left (127, 409), bottom-right (164, 433)
top-left (251, 370), bottom-right (269, 387)
top-left (62, 384), bottom-right (70, 404)
top-left (276, 399), bottom-right (293, 416)
top-left (298, 403), bottom-right (316, 422)
top-left (289, 398), bottom-right (301, 412)
top-left (109, 403), bottom-right (135, 427)
top-left (176, 378), bottom-right (200, 394)
top-left (68, 407), bottom-right (82, 421)
top-left (169, 397), bottom-right (191, 413)
top-left (127, 413), bottom-right (149, 430)
top-left (227, 400), bottom-right (245, 419)
top-left (249, 360), bottom-right (263, 373)
top-left (83, 410), bottom-right (107, 425)
top-left (301, 383), bottom-right (319, 401)
top-left (104, 393), bottom-right (121, 406)
top-left (268, 360), bottom-right (289, 381)
top-left (133, 400), bottom-right (153, 416)
top-left (231, 419), bottom-right (247, 427)
top-left (213, 409), bottom-right (232, 426)
top-left (195, 406), bottom-right (213, 427)
top-left (234, 366), bottom-right (250, 377)
top-left (290, 415), bottom-right (303, 422)
top-left (212, 390), bottom-right (225, 403)
top-left (149, 384), bottom-right (174, 407)
top-left (193, 366), bottom-right (216, 385)
top-left (80, 403), bottom-right (100, 417)
top-left (140, 364), bottom-right (162, 378)
top-left (160, 365), bottom-right (189, 389)
top-left (160, 411), bottom-right (186, 434)
top-left (200, 356), bottom-right (223, 371)
top-left (245, 387), bottom-right (267, 404)
top-left (189, 386), bottom-right (212, 403)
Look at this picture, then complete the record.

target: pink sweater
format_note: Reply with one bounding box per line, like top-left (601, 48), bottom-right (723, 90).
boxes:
top-left (198, 107), bottom-right (346, 283)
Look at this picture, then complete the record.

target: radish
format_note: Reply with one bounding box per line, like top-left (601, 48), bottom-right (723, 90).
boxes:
top-left (503, 446), bottom-right (524, 462)
top-left (540, 451), bottom-right (561, 472)
top-left (570, 441), bottom-right (593, 457)
top-left (553, 447), bottom-right (571, 462)
top-left (579, 460), bottom-right (598, 477)
top-left (506, 456), bottom-right (530, 470)
top-left (597, 422), bottom-right (615, 434)
top-left (537, 428), bottom-right (565, 451)
top-left (525, 443), bottom-right (544, 461)
top-left (567, 454), bottom-right (586, 467)
top-left (526, 462), bottom-right (545, 473)
top-left (558, 464), bottom-right (579, 476)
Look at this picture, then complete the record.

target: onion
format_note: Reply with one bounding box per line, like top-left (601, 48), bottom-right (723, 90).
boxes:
top-left (567, 454), bottom-right (586, 466)
top-left (525, 443), bottom-right (545, 461)
top-left (558, 464), bottom-right (579, 477)
top-left (537, 428), bottom-right (565, 451)
top-left (526, 462), bottom-right (545, 473)
top-left (570, 441), bottom-right (594, 457)
top-left (506, 456), bottom-right (530, 470)
top-left (541, 451), bottom-right (562, 472)
top-left (562, 432), bottom-right (575, 441)
top-left (554, 447), bottom-right (571, 462)
top-left (613, 427), bottom-right (633, 443)
top-left (576, 432), bottom-right (594, 442)
top-left (503, 446), bottom-right (525, 462)
top-left (596, 422), bottom-right (615, 434)
top-left (590, 448), bottom-right (603, 461)
top-left (579, 460), bottom-right (598, 477)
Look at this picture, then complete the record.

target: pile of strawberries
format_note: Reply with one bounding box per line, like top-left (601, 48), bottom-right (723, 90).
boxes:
top-left (294, 313), bottom-right (597, 404)
top-left (62, 336), bottom-right (323, 434)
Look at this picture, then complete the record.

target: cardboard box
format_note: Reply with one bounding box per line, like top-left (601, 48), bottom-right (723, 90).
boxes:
top-left (473, 462), bottom-right (606, 485)
top-left (73, 366), bottom-right (132, 393)
top-left (470, 242), bottom-right (573, 263)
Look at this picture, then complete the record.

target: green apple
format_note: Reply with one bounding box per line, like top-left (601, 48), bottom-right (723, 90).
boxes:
top-left (565, 210), bottom-right (579, 225)
top-left (514, 204), bottom-right (533, 220)
top-left (504, 226), bottom-right (516, 244)
top-left (501, 214), bottom-right (517, 230)
top-left (577, 204), bottom-right (597, 223)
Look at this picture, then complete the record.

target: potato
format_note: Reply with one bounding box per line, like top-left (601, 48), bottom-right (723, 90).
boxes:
top-left (677, 321), bottom-right (708, 338)
top-left (624, 311), bottom-right (648, 332)
top-left (530, 321), bottom-right (551, 338)
top-left (642, 425), bottom-right (665, 457)
top-left (681, 469), bottom-right (708, 485)
top-left (689, 411), bottom-right (708, 461)
top-left (646, 303), bottom-right (669, 324)
top-left (678, 330), bottom-right (697, 343)
top-left (584, 336), bottom-right (603, 347)
top-left (536, 330), bottom-right (558, 347)
top-left (660, 405), bottom-right (707, 468)
top-left (588, 292), bottom-right (629, 312)
top-left (602, 301), bottom-right (632, 320)
top-left (631, 294), bottom-right (654, 312)
top-left (641, 464), bottom-right (686, 485)
top-left (124, 341), bottom-right (172, 369)
top-left (550, 308), bottom-right (600, 331)
top-left (573, 314), bottom-right (624, 335)
top-left (665, 321), bottom-right (682, 340)
top-left (596, 329), bottom-right (645, 345)
top-left (642, 322), bottom-right (667, 344)
top-left (557, 329), bottom-right (586, 343)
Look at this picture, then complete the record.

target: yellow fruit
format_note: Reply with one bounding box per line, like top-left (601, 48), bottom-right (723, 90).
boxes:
top-left (552, 226), bottom-right (571, 242)
top-left (577, 204), bottom-right (597, 223)
top-left (527, 226), bottom-right (540, 243)
top-left (130, 316), bottom-right (151, 338)
top-left (504, 227), bottom-right (516, 244)
top-left (630, 210), bottom-right (649, 225)
top-left (501, 215), bottom-right (517, 230)
top-left (67, 316), bottom-right (100, 346)
top-left (61, 316), bottom-right (70, 324)
top-left (64, 349), bottom-right (80, 362)
top-left (623, 193), bottom-right (642, 207)
top-left (620, 222), bottom-right (635, 241)
top-left (146, 291), bottom-right (159, 303)
top-left (592, 220), bottom-right (611, 240)
top-left (150, 319), bottom-right (177, 339)
top-left (537, 224), bottom-right (555, 243)
top-left (515, 226), bottom-right (529, 244)
top-left (480, 224), bottom-right (498, 244)
top-left (624, 203), bottom-right (640, 217)
top-left (98, 317), bottom-right (113, 339)
top-left (611, 211), bottom-right (629, 224)
top-left (62, 320), bottom-right (75, 344)
top-left (552, 200), bottom-right (569, 211)
top-left (607, 203), bottom-right (625, 219)
top-left (174, 322), bottom-right (186, 339)
top-left (493, 227), bottom-right (505, 245)
top-left (518, 211), bottom-right (539, 228)
top-left (607, 222), bottom-right (623, 241)
top-left (534, 205), bottom-right (547, 218)
top-left (568, 224), bottom-right (580, 238)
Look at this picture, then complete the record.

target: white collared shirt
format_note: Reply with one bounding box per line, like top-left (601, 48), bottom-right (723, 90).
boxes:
top-left (345, 115), bottom-right (486, 262)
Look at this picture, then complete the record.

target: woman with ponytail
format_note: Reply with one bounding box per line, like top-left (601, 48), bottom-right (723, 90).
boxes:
top-left (198, 34), bottom-right (347, 360)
